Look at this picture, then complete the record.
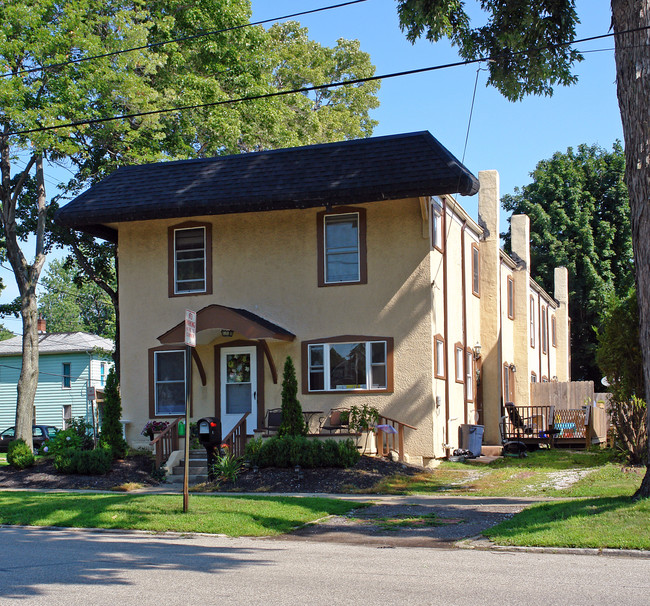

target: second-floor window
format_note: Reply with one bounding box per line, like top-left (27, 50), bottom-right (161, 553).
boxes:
top-left (62, 363), bottom-right (71, 389)
top-left (174, 227), bottom-right (206, 293)
top-left (317, 207), bottom-right (367, 286)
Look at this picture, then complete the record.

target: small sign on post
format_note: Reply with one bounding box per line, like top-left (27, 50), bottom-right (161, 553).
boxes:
top-left (185, 309), bottom-right (197, 347)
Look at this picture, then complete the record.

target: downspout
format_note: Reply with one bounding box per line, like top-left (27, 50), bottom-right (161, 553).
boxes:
top-left (461, 222), bottom-right (468, 425)
top-left (442, 196), bottom-right (451, 456)
top-left (538, 295), bottom-right (542, 381)
top-left (547, 305), bottom-right (552, 380)
top-left (498, 259), bottom-right (503, 417)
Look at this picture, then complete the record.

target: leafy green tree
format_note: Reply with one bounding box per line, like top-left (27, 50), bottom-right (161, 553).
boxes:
top-left (2, 0), bottom-right (379, 450)
top-left (396, 0), bottom-right (650, 498)
top-left (99, 367), bottom-right (127, 459)
top-left (0, 325), bottom-right (14, 341)
top-left (501, 143), bottom-right (632, 383)
top-left (278, 356), bottom-right (307, 437)
top-left (38, 258), bottom-right (115, 339)
top-left (596, 289), bottom-right (647, 464)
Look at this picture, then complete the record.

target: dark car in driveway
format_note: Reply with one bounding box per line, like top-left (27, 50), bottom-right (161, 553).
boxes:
top-left (0, 425), bottom-right (58, 452)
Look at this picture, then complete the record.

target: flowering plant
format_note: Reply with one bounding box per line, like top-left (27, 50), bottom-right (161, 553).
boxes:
top-left (141, 420), bottom-right (169, 437)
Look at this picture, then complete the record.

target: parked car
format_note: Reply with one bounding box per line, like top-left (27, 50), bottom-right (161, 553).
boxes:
top-left (0, 425), bottom-right (59, 452)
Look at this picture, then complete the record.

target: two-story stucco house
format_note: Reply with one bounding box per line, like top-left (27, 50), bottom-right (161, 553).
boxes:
top-left (55, 131), bottom-right (569, 463)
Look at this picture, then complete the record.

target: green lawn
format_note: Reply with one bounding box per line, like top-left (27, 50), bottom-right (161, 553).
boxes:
top-left (0, 492), bottom-right (361, 536)
top-left (0, 453), bottom-right (7, 467)
top-left (485, 497), bottom-right (650, 550)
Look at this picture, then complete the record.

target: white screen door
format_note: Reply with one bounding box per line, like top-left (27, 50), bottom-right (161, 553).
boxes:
top-left (220, 346), bottom-right (257, 436)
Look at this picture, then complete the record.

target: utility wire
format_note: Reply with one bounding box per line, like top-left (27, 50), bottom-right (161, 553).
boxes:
top-left (6, 25), bottom-right (649, 139)
top-left (0, 0), bottom-right (370, 80)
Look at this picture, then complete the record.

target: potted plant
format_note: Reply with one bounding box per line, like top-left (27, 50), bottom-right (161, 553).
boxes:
top-left (348, 404), bottom-right (380, 453)
top-left (140, 420), bottom-right (169, 441)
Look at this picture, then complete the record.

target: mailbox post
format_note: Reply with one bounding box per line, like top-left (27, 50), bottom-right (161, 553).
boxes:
top-left (197, 417), bottom-right (222, 482)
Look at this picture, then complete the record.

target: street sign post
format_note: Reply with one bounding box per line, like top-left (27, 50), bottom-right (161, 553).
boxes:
top-left (183, 310), bottom-right (196, 512)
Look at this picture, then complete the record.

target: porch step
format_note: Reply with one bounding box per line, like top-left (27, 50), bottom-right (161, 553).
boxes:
top-left (167, 450), bottom-right (209, 485)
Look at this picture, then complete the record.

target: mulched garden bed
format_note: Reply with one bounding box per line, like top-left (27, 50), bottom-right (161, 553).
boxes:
top-left (195, 456), bottom-right (424, 494)
top-left (0, 454), bottom-right (161, 491)
top-left (0, 454), bottom-right (424, 493)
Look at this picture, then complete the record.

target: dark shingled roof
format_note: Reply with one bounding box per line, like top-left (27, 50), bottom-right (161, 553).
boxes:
top-left (55, 131), bottom-right (479, 235)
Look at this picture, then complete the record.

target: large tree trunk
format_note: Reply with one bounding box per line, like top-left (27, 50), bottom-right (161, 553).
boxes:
top-left (15, 295), bottom-right (39, 450)
top-left (612, 0), bottom-right (650, 499)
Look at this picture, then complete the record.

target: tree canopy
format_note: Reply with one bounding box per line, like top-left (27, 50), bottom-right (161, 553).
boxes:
top-left (38, 258), bottom-right (115, 339)
top-left (501, 143), bottom-right (633, 383)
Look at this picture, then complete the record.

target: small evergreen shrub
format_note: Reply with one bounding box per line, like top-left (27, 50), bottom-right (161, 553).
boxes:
top-left (246, 436), bottom-right (360, 469)
top-left (7, 439), bottom-right (35, 469)
top-left (54, 447), bottom-right (112, 475)
top-left (278, 356), bottom-right (307, 436)
top-left (99, 367), bottom-right (127, 459)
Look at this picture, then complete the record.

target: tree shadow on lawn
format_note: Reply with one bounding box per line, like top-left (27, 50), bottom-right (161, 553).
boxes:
top-left (0, 525), bottom-right (278, 600)
top-left (484, 496), bottom-right (649, 547)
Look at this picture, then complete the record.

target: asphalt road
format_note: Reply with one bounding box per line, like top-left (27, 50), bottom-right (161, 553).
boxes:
top-left (1, 526), bottom-right (649, 606)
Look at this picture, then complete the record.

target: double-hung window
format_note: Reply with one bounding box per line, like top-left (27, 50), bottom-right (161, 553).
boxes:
top-left (169, 222), bottom-right (212, 297)
top-left (317, 208), bottom-right (367, 286)
top-left (153, 350), bottom-right (186, 415)
top-left (431, 201), bottom-right (444, 251)
top-left (304, 337), bottom-right (391, 392)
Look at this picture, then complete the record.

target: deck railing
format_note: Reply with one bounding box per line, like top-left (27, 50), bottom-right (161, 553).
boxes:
top-left (502, 405), bottom-right (554, 442)
top-left (552, 408), bottom-right (587, 442)
top-left (222, 412), bottom-right (250, 458)
top-left (151, 417), bottom-right (181, 468)
top-left (375, 415), bottom-right (417, 462)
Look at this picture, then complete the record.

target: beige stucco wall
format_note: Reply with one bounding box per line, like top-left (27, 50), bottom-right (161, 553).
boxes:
top-left (117, 198), bottom-right (437, 456)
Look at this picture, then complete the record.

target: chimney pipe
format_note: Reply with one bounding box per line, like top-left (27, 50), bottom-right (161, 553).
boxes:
top-left (37, 315), bottom-right (46, 335)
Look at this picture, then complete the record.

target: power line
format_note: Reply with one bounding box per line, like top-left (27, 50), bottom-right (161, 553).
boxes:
top-left (1, 0), bottom-right (370, 80)
top-left (5, 25), bottom-right (649, 139)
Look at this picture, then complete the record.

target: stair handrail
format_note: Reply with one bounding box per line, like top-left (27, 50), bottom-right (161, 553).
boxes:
top-left (222, 412), bottom-right (250, 458)
top-left (151, 416), bottom-right (182, 468)
top-left (376, 414), bottom-right (416, 462)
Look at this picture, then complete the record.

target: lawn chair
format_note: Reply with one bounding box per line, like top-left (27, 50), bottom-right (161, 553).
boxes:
top-left (257, 408), bottom-right (282, 436)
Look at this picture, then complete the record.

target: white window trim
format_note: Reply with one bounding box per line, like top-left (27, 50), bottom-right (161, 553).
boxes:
top-left (323, 212), bottom-right (361, 285)
top-left (154, 349), bottom-right (187, 415)
top-left (174, 226), bottom-right (207, 294)
top-left (431, 201), bottom-right (443, 251)
top-left (465, 350), bottom-right (474, 401)
top-left (308, 340), bottom-right (387, 392)
top-left (62, 362), bottom-right (71, 389)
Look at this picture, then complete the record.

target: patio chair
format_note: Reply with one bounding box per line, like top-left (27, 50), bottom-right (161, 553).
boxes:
top-left (257, 408), bottom-right (283, 436)
top-left (319, 408), bottom-right (351, 433)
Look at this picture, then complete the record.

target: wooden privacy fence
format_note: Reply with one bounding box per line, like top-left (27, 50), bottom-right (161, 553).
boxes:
top-left (528, 381), bottom-right (610, 445)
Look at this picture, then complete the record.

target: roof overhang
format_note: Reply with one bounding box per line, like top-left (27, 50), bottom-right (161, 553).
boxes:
top-left (157, 304), bottom-right (295, 345)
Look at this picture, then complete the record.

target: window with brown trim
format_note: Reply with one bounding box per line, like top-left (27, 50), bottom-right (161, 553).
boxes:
top-left (454, 343), bottom-right (464, 384)
top-left (317, 207), bottom-right (367, 287)
top-left (542, 375), bottom-right (549, 383)
top-left (431, 201), bottom-right (444, 252)
top-left (168, 221), bottom-right (213, 297)
top-left (531, 371), bottom-right (537, 383)
top-left (148, 345), bottom-right (190, 417)
top-left (507, 275), bottom-right (515, 319)
top-left (465, 349), bottom-right (474, 401)
top-left (530, 296), bottom-right (536, 348)
top-left (541, 305), bottom-right (548, 354)
top-left (301, 335), bottom-right (393, 393)
top-left (434, 334), bottom-right (445, 379)
top-left (551, 314), bottom-right (557, 347)
top-left (471, 243), bottom-right (480, 297)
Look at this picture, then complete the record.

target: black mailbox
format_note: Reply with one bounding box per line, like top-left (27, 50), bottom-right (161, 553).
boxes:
top-left (197, 417), bottom-right (221, 481)
top-left (197, 417), bottom-right (221, 446)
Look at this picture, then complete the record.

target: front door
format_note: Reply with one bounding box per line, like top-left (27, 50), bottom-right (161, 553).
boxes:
top-left (220, 346), bottom-right (257, 437)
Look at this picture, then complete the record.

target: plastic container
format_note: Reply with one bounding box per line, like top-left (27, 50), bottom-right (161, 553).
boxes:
top-left (459, 424), bottom-right (484, 457)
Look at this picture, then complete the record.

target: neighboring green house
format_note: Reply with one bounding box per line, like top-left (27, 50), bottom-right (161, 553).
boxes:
top-left (0, 326), bottom-right (114, 431)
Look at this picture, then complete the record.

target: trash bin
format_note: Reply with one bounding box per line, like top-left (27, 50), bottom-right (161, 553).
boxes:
top-left (459, 424), bottom-right (484, 457)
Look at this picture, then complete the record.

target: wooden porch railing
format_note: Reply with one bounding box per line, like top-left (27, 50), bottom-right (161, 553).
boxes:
top-left (375, 415), bottom-right (417, 462)
top-left (502, 405), bottom-right (554, 442)
top-left (222, 412), bottom-right (250, 458)
top-left (151, 417), bottom-right (181, 468)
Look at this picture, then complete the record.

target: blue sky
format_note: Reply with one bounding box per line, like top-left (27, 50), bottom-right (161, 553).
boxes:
top-left (1, 0), bottom-right (623, 334)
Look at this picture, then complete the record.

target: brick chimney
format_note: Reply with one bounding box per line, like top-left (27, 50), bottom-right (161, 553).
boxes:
top-left (37, 315), bottom-right (46, 334)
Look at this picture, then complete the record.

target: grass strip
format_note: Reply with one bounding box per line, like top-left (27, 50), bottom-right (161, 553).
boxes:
top-left (0, 492), bottom-right (360, 536)
top-left (484, 497), bottom-right (650, 550)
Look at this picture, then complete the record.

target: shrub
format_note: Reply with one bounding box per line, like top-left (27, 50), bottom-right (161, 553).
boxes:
top-left (99, 367), bottom-right (127, 459)
top-left (278, 356), bottom-right (307, 436)
top-left (246, 436), bottom-right (360, 469)
top-left (45, 429), bottom-right (84, 457)
top-left (211, 448), bottom-right (243, 482)
top-left (7, 439), bottom-right (35, 469)
top-left (54, 447), bottom-right (112, 475)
